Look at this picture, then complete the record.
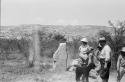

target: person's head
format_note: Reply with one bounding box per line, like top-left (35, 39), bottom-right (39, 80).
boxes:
top-left (98, 37), bottom-right (106, 47)
top-left (97, 45), bottom-right (102, 51)
top-left (80, 38), bottom-right (88, 46)
top-left (120, 47), bottom-right (125, 57)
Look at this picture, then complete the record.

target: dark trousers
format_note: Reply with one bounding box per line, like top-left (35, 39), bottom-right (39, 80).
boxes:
top-left (99, 59), bottom-right (111, 82)
top-left (75, 63), bottom-right (95, 82)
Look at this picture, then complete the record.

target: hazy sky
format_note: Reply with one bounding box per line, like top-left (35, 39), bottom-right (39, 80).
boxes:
top-left (1, 0), bottom-right (125, 26)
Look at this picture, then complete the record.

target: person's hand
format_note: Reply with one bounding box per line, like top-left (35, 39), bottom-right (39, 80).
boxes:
top-left (54, 60), bottom-right (56, 63)
top-left (104, 63), bottom-right (107, 69)
top-left (117, 69), bottom-right (120, 74)
top-left (117, 68), bottom-right (119, 71)
top-left (117, 70), bottom-right (120, 80)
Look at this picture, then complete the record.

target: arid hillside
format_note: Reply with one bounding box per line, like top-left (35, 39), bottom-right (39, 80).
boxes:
top-left (1, 25), bottom-right (112, 39)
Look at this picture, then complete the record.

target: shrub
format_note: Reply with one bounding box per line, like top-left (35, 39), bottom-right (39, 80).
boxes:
top-left (0, 38), bottom-right (30, 60)
top-left (53, 33), bottom-right (66, 42)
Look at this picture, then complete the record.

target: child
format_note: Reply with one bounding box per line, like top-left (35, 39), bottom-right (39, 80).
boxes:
top-left (117, 47), bottom-right (125, 82)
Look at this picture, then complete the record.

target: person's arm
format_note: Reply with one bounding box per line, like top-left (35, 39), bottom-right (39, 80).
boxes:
top-left (88, 53), bottom-right (92, 65)
top-left (105, 46), bottom-right (111, 62)
top-left (86, 47), bottom-right (94, 54)
top-left (79, 53), bottom-right (85, 58)
top-left (117, 55), bottom-right (121, 80)
top-left (87, 47), bottom-right (94, 65)
top-left (79, 46), bottom-right (83, 57)
top-left (117, 55), bottom-right (121, 72)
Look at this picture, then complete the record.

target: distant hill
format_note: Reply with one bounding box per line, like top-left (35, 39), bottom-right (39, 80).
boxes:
top-left (0, 25), bottom-right (112, 39)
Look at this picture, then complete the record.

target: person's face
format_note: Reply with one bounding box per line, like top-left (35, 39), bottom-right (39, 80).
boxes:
top-left (99, 40), bottom-right (106, 47)
top-left (121, 51), bottom-right (125, 57)
top-left (81, 42), bottom-right (87, 46)
top-left (97, 46), bottom-right (102, 51)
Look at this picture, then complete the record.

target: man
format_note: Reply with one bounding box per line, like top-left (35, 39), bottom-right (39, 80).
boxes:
top-left (67, 38), bottom-right (94, 82)
top-left (68, 38), bottom-right (93, 69)
top-left (98, 37), bottom-right (112, 82)
top-left (79, 38), bottom-right (93, 66)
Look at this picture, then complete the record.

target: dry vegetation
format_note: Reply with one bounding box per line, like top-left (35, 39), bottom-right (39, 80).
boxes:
top-left (0, 22), bottom-right (125, 82)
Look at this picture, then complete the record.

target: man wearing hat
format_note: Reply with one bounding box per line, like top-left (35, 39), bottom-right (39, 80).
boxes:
top-left (117, 47), bottom-right (125, 82)
top-left (79, 38), bottom-right (93, 66)
top-left (68, 38), bottom-right (93, 68)
top-left (66, 38), bottom-right (94, 82)
top-left (98, 37), bottom-right (112, 82)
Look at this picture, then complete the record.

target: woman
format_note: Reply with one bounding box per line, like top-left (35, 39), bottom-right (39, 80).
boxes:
top-left (117, 47), bottom-right (125, 82)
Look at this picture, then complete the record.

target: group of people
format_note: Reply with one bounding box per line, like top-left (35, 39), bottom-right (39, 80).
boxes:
top-left (52, 37), bottom-right (125, 82)
top-left (70, 37), bottom-right (111, 82)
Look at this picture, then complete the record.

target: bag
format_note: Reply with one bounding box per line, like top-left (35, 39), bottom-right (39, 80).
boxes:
top-left (71, 59), bottom-right (82, 67)
top-left (89, 69), bottom-right (98, 79)
top-left (100, 68), bottom-right (108, 79)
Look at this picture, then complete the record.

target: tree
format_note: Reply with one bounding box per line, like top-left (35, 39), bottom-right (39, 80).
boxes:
top-left (53, 33), bottom-right (66, 41)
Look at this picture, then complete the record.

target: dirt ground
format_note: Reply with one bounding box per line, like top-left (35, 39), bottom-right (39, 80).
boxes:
top-left (0, 60), bottom-right (125, 82)
top-left (11, 71), bottom-right (125, 82)
top-left (0, 68), bottom-right (125, 82)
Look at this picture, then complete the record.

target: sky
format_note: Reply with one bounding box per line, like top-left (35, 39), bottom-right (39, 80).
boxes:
top-left (1, 0), bottom-right (125, 26)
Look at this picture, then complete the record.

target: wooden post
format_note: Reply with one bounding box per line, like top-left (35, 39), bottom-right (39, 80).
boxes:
top-left (27, 39), bottom-right (34, 67)
top-left (33, 27), bottom-right (41, 71)
top-left (28, 27), bottom-right (41, 71)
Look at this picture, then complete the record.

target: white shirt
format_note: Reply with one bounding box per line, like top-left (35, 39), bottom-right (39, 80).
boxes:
top-left (79, 45), bottom-right (91, 60)
top-left (79, 45), bottom-right (90, 54)
top-left (99, 45), bottom-right (111, 61)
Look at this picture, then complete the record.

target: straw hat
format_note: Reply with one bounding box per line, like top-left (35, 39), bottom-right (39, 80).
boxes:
top-left (121, 47), bottom-right (125, 52)
top-left (99, 37), bottom-right (106, 41)
top-left (81, 38), bottom-right (88, 43)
